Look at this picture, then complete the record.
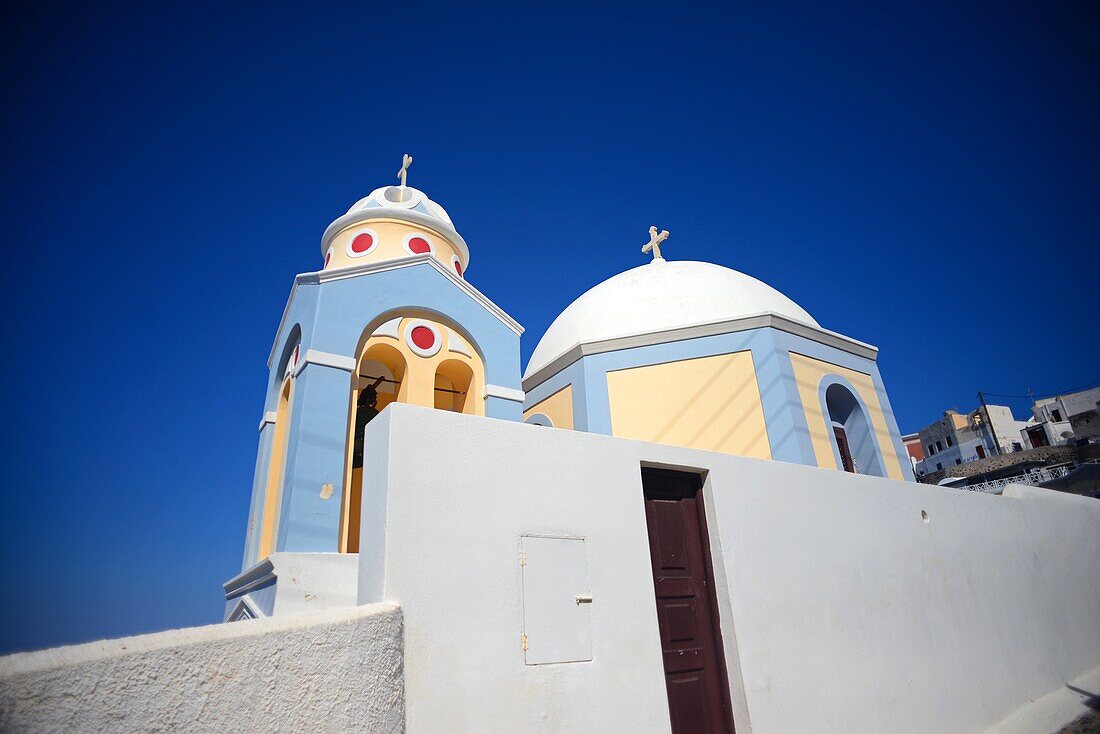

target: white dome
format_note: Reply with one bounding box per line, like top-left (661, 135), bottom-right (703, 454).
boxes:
top-left (524, 260), bottom-right (819, 380)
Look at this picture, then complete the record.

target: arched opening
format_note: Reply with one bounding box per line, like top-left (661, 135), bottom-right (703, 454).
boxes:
top-left (258, 376), bottom-right (294, 559)
top-left (340, 313), bottom-right (487, 553)
top-left (434, 359), bottom-right (475, 414)
top-left (342, 342), bottom-right (407, 553)
top-left (825, 382), bottom-right (884, 477)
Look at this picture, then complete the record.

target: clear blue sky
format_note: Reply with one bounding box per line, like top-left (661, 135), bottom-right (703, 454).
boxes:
top-left (1, 1), bottom-right (1096, 654)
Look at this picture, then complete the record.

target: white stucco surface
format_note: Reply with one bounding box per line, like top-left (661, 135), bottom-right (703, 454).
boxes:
top-left (224, 551), bottom-right (359, 620)
top-left (0, 603), bottom-right (403, 733)
top-left (359, 404), bottom-right (1100, 734)
top-left (524, 259), bottom-right (820, 378)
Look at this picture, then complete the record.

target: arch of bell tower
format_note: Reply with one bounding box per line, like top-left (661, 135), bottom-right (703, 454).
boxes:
top-left (339, 311), bottom-right (486, 552)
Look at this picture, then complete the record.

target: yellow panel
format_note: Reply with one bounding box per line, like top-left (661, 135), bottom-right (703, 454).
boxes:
top-left (606, 352), bottom-right (771, 460)
top-left (788, 352), bottom-right (906, 480)
top-left (259, 377), bottom-right (294, 559)
top-left (524, 385), bottom-right (574, 430)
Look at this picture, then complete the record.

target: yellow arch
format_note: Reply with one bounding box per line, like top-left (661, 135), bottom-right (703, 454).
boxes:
top-left (339, 315), bottom-right (485, 552)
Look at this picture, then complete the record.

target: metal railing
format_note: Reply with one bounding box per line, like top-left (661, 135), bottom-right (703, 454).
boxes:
top-left (962, 464), bottom-right (1076, 494)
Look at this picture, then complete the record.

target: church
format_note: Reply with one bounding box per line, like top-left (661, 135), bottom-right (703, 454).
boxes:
top-left (209, 159), bottom-right (1095, 734)
top-left (234, 158), bottom-right (911, 576)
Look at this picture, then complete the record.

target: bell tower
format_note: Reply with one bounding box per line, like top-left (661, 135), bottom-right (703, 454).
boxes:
top-left (239, 159), bottom-right (525, 570)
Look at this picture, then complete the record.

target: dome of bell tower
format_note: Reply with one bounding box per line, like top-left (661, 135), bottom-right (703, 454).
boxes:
top-left (319, 163), bottom-right (470, 278)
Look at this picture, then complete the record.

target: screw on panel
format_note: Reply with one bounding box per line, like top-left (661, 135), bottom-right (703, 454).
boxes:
top-left (521, 633), bottom-right (528, 652)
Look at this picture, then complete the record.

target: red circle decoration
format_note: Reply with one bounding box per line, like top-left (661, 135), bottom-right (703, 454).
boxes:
top-left (324, 250), bottom-right (332, 268)
top-left (410, 325), bottom-right (436, 351)
top-left (351, 233), bottom-right (374, 253)
top-left (407, 236), bottom-right (431, 254)
top-left (454, 259), bottom-right (464, 277)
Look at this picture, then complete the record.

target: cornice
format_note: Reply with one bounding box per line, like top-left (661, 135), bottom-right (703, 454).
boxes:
top-left (223, 558), bottom-right (276, 596)
top-left (484, 384), bottom-right (525, 403)
top-left (521, 312), bottom-right (879, 393)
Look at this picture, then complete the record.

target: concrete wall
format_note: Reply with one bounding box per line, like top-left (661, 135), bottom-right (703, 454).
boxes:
top-left (223, 552), bottom-right (359, 620)
top-left (0, 603), bottom-right (404, 733)
top-left (360, 404), bottom-right (1100, 734)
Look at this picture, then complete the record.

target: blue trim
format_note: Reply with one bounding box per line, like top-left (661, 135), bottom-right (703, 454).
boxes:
top-left (524, 359), bottom-right (588, 431)
top-left (870, 363), bottom-right (915, 481)
top-left (752, 332), bottom-right (817, 464)
top-left (524, 412), bottom-right (553, 427)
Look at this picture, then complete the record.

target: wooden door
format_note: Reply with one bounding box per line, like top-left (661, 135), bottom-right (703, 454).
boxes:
top-left (833, 425), bottom-right (855, 473)
top-left (642, 468), bottom-right (735, 734)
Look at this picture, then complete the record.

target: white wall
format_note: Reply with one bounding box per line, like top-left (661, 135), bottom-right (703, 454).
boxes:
top-left (360, 404), bottom-right (1100, 734)
top-left (224, 551), bottom-right (359, 620)
top-left (0, 603), bottom-right (404, 733)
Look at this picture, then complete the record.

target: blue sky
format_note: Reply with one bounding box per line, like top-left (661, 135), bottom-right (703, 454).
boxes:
top-left (1, 1), bottom-right (1096, 653)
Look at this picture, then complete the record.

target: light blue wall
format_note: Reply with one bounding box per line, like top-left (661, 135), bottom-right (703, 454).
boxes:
top-left (242, 261), bottom-right (524, 567)
top-left (522, 325), bottom-right (914, 481)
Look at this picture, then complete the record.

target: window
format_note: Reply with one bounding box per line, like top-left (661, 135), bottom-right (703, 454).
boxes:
top-left (936, 462), bottom-right (943, 471)
top-left (936, 440), bottom-right (943, 451)
top-left (955, 459), bottom-right (961, 465)
top-left (824, 383), bottom-right (885, 476)
top-left (1052, 409), bottom-right (1063, 422)
top-left (928, 444), bottom-right (935, 455)
top-left (976, 445), bottom-right (986, 459)
top-left (946, 436), bottom-right (953, 447)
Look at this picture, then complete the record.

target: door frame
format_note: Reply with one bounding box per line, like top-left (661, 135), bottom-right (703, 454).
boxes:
top-left (642, 466), bottom-right (737, 733)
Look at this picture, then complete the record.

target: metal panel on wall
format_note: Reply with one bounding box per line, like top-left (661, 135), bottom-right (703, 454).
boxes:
top-left (520, 535), bottom-right (593, 665)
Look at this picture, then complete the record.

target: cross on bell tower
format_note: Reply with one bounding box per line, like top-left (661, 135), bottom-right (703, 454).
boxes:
top-left (397, 154), bottom-right (413, 187)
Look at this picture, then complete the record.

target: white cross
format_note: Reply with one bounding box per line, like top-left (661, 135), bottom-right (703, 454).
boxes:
top-left (641, 225), bottom-right (670, 262)
top-left (397, 153), bottom-right (413, 187)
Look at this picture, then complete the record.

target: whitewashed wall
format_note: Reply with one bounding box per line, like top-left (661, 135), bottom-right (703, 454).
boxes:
top-left (359, 404), bottom-right (1100, 734)
top-left (0, 603), bottom-right (403, 733)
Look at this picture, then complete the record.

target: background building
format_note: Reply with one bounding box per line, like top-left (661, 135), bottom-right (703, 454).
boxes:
top-left (914, 406), bottom-right (1027, 476)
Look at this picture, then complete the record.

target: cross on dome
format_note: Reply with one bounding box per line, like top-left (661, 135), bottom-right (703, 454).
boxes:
top-left (397, 153), bottom-right (413, 187)
top-left (642, 225), bottom-right (670, 262)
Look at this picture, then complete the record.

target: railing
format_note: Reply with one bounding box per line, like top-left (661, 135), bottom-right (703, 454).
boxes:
top-left (962, 464), bottom-right (1074, 494)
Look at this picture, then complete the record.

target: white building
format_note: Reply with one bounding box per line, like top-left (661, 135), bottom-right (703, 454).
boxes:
top-left (914, 404), bottom-right (1028, 476)
top-left (1026, 387), bottom-right (1100, 448)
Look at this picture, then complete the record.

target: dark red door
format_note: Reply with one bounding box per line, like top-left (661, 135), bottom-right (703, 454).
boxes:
top-left (642, 468), bottom-right (735, 734)
top-left (833, 425), bottom-right (855, 473)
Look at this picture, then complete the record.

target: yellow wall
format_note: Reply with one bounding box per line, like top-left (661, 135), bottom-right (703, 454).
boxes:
top-left (523, 385), bottom-right (574, 430)
top-left (324, 218), bottom-right (465, 276)
top-left (340, 315), bottom-right (485, 552)
top-left (258, 377), bottom-right (294, 559)
top-left (606, 352), bottom-right (772, 460)
top-left (788, 352), bottom-right (906, 480)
